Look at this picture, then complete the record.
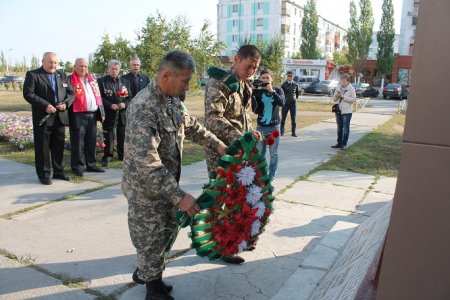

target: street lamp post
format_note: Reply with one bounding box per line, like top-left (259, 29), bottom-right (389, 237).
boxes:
top-left (6, 48), bottom-right (13, 74)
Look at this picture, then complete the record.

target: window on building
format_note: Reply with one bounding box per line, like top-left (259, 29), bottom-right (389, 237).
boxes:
top-left (232, 4), bottom-right (238, 13)
top-left (257, 18), bottom-right (263, 27)
top-left (294, 8), bottom-right (297, 15)
top-left (232, 20), bottom-right (238, 27)
top-left (293, 37), bottom-right (296, 50)
top-left (232, 35), bottom-right (238, 43)
top-left (257, 2), bottom-right (263, 10)
top-left (257, 34), bottom-right (263, 42)
top-left (294, 23), bottom-right (296, 34)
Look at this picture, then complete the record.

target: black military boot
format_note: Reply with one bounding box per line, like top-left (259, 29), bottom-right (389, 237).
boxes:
top-left (133, 269), bottom-right (173, 293)
top-left (221, 255), bottom-right (245, 264)
top-left (145, 278), bottom-right (174, 300)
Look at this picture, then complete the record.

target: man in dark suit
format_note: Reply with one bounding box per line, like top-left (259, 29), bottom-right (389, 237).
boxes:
top-left (68, 58), bottom-right (105, 177)
top-left (97, 60), bottom-right (132, 167)
top-left (280, 71), bottom-right (300, 137)
top-left (23, 52), bottom-right (74, 185)
top-left (121, 57), bottom-right (149, 99)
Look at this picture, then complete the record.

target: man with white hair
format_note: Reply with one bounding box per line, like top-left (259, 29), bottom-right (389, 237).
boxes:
top-left (23, 52), bottom-right (74, 185)
top-left (97, 60), bottom-right (132, 167)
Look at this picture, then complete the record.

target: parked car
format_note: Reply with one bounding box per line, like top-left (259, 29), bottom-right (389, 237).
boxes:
top-left (306, 80), bottom-right (339, 95)
top-left (382, 83), bottom-right (408, 99)
top-left (352, 83), bottom-right (380, 98)
top-left (293, 76), bottom-right (320, 94)
top-left (0, 75), bottom-right (24, 84)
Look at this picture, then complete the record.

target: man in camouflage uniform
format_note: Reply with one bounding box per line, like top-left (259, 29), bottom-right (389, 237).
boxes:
top-left (122, 51), bottom-right (226, 300)
top-left (204, 45), bottom-right (262, 264)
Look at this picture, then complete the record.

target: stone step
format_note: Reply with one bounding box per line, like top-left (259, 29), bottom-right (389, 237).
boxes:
top-left (271, 221), bottom-right (359, 300)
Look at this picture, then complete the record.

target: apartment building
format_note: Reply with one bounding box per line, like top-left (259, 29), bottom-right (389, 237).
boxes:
top-left (217, 0), bottom-right (347, 59)
top-left (398, 0), bottom-right (419, 55)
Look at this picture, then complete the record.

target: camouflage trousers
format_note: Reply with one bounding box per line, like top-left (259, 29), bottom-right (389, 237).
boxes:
top-left (204, 146), bottom-right (221, 175)
top-left (127, 195), bottom-right (177, 282)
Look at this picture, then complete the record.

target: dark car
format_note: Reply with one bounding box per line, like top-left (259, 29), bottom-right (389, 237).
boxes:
top-left (293, 76), bottom-right (320, 94)
top-left (352, 83), bottom-right (380, 98)
top-left (306, 80), bottom-right (339, 95)
top-left (382, 83), bottom-right (408, 100)
top-left (0, 75), bottom-right (24, 84)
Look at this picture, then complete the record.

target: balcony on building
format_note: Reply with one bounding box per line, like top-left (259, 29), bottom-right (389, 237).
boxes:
top-left (281, 24), bottom-right (290, 34)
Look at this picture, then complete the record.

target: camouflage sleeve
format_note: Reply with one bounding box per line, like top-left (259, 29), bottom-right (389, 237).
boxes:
top-left (125, 107), bottom-right (186, 206)
top-left (205, 81), bottom-right (242, 144)
top-left (184, 112), bottom-right (221, 149)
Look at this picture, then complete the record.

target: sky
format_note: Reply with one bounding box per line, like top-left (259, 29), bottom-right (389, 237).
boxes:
top-left (1, 0), bottom-right (402, 66)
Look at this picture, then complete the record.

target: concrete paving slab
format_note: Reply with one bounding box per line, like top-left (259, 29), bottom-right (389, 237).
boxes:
top-left (372, 176), bottom-right (397, 195)
top-left (82, 168), bottom-right (123, 185)
top-left (0, 184), bottom-right (136, 295)
top-left (277, 180), bottom-right (366, 212)
top-left (308, 171), bottom-right (375, 190)
top-left (319, 221), bottom-right (358, 250)
top-left (0, 159), bottom-right (102, 216)
top-left (357, 192), bottom-right (393, 216)
top-left (0, 255), bottom-right (94, 300)
top-left (271, 268), bottom-right (327, 300)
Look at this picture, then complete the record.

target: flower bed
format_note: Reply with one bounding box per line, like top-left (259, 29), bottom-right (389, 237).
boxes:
top-left (0, 113), bottom-right (34, 149)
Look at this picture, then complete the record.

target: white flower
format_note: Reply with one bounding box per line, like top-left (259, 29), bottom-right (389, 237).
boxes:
top-left (237, 166), bottom-right (256, 186)
top-left (255, 202), bottom-right (266, 217)
top-left (251, 220), bottom-right (262, 236)
top-left (245, 184), bottom-right (263, 206)
top-left (238, 240), bottom-right (248, 253)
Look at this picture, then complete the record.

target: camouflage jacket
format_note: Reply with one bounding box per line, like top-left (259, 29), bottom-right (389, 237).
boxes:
top-left (122, 79), bottom-right (222, 206)
top-left (204, 67), bottom-right (254, 145)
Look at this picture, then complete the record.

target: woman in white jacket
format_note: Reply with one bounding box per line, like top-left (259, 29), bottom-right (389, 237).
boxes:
top-left (331, 74), bottom-right (356, 150)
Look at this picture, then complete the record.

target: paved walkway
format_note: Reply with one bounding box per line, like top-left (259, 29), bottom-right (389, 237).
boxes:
top-left (0, 100), bottom-right (399, 299)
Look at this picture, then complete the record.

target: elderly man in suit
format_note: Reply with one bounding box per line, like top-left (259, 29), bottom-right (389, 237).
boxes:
top-left (23, 52), bottom-right (74, 185)
top-left (68, 58), bottom-right (105, 177)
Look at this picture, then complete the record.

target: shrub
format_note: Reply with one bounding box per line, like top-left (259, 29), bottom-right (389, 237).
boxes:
top-left (4, 83), bottom-right (10, 91)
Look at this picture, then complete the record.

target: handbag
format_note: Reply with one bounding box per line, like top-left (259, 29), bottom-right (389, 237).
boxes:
top-left (332, 89), bottom-right (346, 114)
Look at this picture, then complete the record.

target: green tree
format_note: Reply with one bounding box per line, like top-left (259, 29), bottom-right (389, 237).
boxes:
top-left (346, 0), bottom-right (374, 81)
top-left (64, 61), bottom-right (74, 73)
top-left (333, 50), bottom-right (349, 66)
top-left (376, 0), bottom-right (395, 88)
top-left (259, 36), bottom-right (285, 84)
top-left (300, 0), bottom-right (320, 59)
top-left (0, 51), bottom-right (6, 72)
top-left (31, 54), bottom-right (40, 70)
top-left (91, 33), bottom-right (134, 75)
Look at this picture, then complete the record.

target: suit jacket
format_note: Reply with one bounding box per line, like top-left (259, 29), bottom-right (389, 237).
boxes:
top-left (23, 67), bottom-right (74, 126)
top-left (121, 72), bottom-right (149, 98)
top-left (67, 74), bottom-right (105, 129)
top-left (97, 75), bottom-right (132, 126)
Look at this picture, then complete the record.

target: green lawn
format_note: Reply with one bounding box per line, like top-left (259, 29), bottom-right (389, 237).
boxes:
top-left (311, 113), bottom-right (406, 177)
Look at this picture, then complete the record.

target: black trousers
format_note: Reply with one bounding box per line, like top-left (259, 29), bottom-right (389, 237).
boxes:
top-left (33, 115), bottom-right (66, 180)
top-left (280, 101), bottom-right (297, 134)
top-left (102, 111), bottom-right (125, 162)
top-left (70, 112), bottom-right (98, 172)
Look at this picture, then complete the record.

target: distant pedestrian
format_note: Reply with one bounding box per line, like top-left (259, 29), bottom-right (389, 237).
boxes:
top-left (68, 58), bottom-right (105, 177)
top-left (251, 69), bottom-right (285, 181)
top-left (280, 71), bottom-right (299, 137)
top-left (98, 60), bottom-right (132, 167)
top-left (23, 52), bottom-right (74, 185)
top-left (331, 73), bottom-right (356, 150)
top-left (121, 57), bottom-right (149, 99)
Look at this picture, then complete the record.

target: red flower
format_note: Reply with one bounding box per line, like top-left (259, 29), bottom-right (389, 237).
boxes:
top-left (271, 129), bottom-right (280, 138)
top-left (266, 137), bottom-right (275, 146)
top-left (101, 143), bottom-right (106, 148)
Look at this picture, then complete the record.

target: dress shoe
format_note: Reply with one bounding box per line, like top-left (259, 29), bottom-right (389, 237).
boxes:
top-left (331, 144), bottom-right (342, 148)
top-left (340, 145), bottom-right (347, 150)
top-left (86, 166), bottom-right (105, 173)
top-left (291, 133), bottom-right (298, 137)
top-left (146, 278), bottom-right (174, 300)
top-left (221, 255), bottom-right (245, 264)
top-left (39, 178), bottom-right (52, 185)
top-left (133, 269), bottom-right (173, 293)
top-left (53, 173), bottom-right (70, 181)
top-left (72, 170), bottom-right (83, 177)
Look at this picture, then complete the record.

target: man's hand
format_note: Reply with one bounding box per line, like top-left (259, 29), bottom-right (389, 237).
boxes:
top-left (45, 104), bottom-right (56, 114)
top-left (253, 130), bottom-right (263, 141)
top-left (264, 83), bottom-right (274, 93)
top-left (217, 141), bottom-right (227, 156)
top-left (56, 103), bottom-right (66, 111)
top-left (178, 193), bottom-right (200, 217)
top-left (111, 104), bottom-right (119, 111)
top-left (118, 102), bottom-right (126, 110)
top-left (101, 116), bottom-right (105, 123)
